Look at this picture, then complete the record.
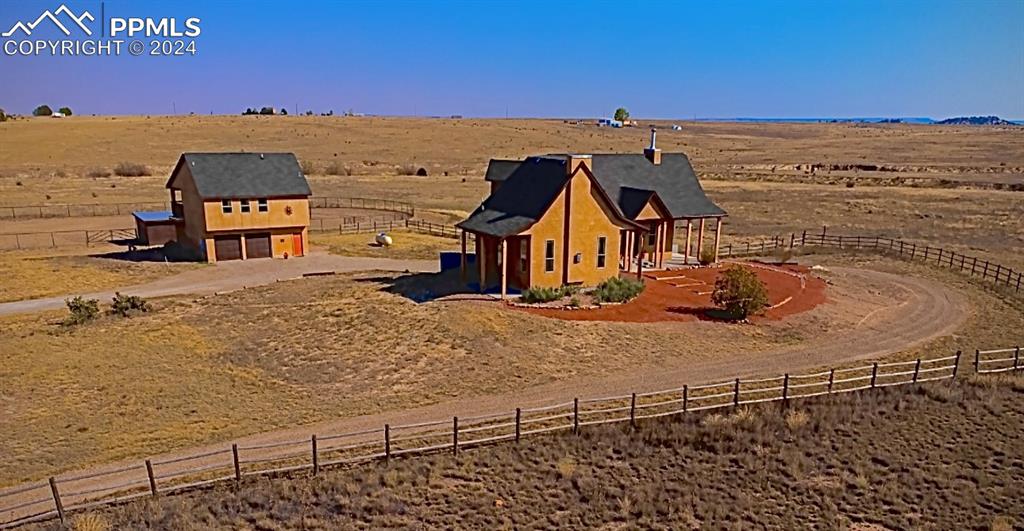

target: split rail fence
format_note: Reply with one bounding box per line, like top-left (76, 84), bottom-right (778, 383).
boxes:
top-left (2, 346), bottom-right (1019, 528)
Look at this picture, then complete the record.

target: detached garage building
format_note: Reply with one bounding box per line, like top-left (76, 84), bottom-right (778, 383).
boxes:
top-left (163, 152), bottom-right (312, 263)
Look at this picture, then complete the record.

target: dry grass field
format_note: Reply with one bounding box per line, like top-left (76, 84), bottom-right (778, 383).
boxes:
top-left (310, 231), bottom-right (458, 260)
top-left (1, 251), bottom-right (1021, 486)
top-left (0, 248), bottom-right (202, 302)
top-left (30, 374), bottom-right (1024, 530)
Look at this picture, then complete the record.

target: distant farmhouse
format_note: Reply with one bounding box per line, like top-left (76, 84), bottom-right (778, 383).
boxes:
top-left (457, 130), bottom-right (726, 298)
top-left (136, 153), bottom-right (312, 262)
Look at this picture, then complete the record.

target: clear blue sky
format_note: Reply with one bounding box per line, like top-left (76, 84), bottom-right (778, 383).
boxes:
top-left (1, 0), bottom-right (1022, 118)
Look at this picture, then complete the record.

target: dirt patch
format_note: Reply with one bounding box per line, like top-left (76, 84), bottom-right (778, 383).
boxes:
top-left (521, 262), bottom-right (827, 323)
top-left (33, 375), bottom-right (1023, 530)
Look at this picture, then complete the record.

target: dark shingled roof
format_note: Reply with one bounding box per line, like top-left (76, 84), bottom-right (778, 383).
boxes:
top-left (481, 153), bottom-right (725, 220)
top-left (484, 159), bottom-right (522, 182)
top-left (168, 153), bottom-right (312, 199)
top-left (457, 157), bottom-right (571, 237)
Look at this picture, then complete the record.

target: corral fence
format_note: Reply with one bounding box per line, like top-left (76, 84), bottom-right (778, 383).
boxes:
top-left (310, 219), bottom-right (461, 240)
top-left (1, 346), bottom-right (1019, 528)
top-left (718, 226), bottom-right (1022, 295)
top-left (0, 229), bottom-right (138, 251)
top-left (0, 197), bottom-right (415, 221)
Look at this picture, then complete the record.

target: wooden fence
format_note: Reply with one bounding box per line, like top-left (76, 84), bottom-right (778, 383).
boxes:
top-left (1, 346), bottom-right (1018, 528)
top-left (0, 197), bottom-right (415, 221)
top-left (309, 218), bottom-right (462, 240)
top-left (717, 227), bottom-right (1022, 294)
top-left (0, 228), bottom-right (138, 251)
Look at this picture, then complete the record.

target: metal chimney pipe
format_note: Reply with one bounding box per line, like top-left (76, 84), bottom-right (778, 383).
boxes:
top-left (649, 128), bottom-right (657, 150)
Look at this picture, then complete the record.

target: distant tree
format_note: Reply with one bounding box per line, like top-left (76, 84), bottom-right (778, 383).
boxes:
top-left (259, 106), bottom-right (275, 115)
top-left (280, 108), bottom-right (288, 115)
top-left (58, 106), bottom-right (73, 116)
top-left (305, 110), bottom-right (313, 116)
top-left (242, 108), bottom-right (257, 115)
top-left (0, 108), bottom-right (7, 122)
top-left (33, 104), bottom-right (53, 117)
top-left (614, 107), bottom-right (629, 122)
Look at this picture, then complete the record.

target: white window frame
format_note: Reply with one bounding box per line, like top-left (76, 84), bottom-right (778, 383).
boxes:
top-left (240, 199), bottom-right (251, 213)
top-left (519, 239), bottom-right (528, 272)
top-left (257, 198), bottom-right (269, 212)
top-left (597, 236), bottom-right (607, 268)
top-left (221, 199), bottom-right (232, 214)
top-left (544, 240), bottom-right (555, 272)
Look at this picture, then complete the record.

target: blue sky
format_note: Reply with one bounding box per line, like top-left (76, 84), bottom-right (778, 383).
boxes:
top-left (1, 0), bottom-right (1022, 118)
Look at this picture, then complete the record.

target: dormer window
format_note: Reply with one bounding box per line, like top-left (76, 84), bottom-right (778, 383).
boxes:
top-left (240, 199), bottom-right (251, 213)
top-left (258, 199), bottom-right (268, 212)
top-left (221, 199), bottom-right (232, 214)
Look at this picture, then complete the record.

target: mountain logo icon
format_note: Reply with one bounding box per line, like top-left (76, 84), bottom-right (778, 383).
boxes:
top-left (2, 4), bottom-right (95, 38)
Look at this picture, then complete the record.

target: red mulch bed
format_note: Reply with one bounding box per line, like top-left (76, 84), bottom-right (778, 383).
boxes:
top-left (518, 261), bottom-right (827, 323)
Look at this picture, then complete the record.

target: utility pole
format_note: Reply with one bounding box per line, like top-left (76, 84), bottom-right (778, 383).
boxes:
top-left (172, 101), bottom-right (176, 115)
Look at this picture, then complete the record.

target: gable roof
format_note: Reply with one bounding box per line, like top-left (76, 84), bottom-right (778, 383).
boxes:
top-left (484, 159), bottom-right (522, 182)
top-left (483, 153), bottom-right (726, 220)
top-left (458, 156), bottom-right (640, 238)
top-left (167, 153), bottom-right (312, 199)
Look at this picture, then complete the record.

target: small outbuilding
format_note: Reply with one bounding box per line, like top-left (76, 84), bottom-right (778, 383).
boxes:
top-left (132, 211), bottom-right (177, 246)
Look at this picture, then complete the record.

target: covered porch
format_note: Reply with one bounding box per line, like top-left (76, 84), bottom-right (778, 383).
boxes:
top-left (620, 215), bottom-right (725, 271)
top-left (458, 231), bottom-right (530, 299)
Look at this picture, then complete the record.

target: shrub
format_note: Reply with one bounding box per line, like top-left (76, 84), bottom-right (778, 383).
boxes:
top-left (0, 108), bottom-right (7, 122)
top-left (113, 162), bottom-right (150, 177)
top-left (72, 512), bottom-right (110, 531)
top-left (86, 167), bottom-right (111, 178)
top-left (58, 106), bottom-right (73, 116)
top-left (774, 248), bottom-right (793, 264)
top-left (396, 163), bottom-right (417, 176)
top-left (299, 159), bottom-right (317, 175)
top-left (109, 292), bottom-right (150, 317)
top-left (699, 247), bottom-right (716, 265)
top-left (33, 104), bottom-right (53, 116)
top-left (711, 265), bottom-right (769, 320)
top-left (521, 286), bottom-right (563, 304)
top-left (593, 276), bottom-right (644, 303)
top-left (324, 161), bottom-right (352, 176)
top-left (63, 296), bottom-right (99, 326)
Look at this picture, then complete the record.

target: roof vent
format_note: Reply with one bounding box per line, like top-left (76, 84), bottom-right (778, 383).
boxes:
top-left (259, 153), bottom-right (264, 160)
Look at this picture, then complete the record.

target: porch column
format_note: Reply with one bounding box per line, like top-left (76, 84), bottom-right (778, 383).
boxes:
top-left (636, 230), bottom-right (644, 280)
top-left (500, 238), bottom-right (508, 300)
top-left (477, 236), bottom-right (486, 293)
top-left (460, 230), bottom-right (467, 282)
top-left (684, 220), bottom-right (692, 264)
top-left (697, 218), bottom-right (706, 263)
top-left (713, 218), bottom-right (723, 263)
top-left (625, 231), bottom-right (632, 272)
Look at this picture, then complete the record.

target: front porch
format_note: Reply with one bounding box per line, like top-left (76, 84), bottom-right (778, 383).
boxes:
top-left (619, 216), bottom-right (726, 274)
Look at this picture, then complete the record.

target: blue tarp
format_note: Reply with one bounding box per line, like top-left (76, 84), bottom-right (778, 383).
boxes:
top-left (132, 211), bottom-right (174, 222)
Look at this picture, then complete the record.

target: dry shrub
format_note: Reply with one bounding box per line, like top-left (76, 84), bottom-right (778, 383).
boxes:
top-left (784, 409), bottom-right (809, 431)
top-left (72, 513), bottom-right (111, 531)
top-left (86, 167), bottom-right (111, 178)
top-left (324, 161), bottom-right (352, 176)
top-left (396, 163), bottom-right (417, 175)
top-left (299, 159), bottom-right (317, 175)
top-left (113, 162), bottom-right (151, 176)
top-left (556, 456), bottom-right (576, 479)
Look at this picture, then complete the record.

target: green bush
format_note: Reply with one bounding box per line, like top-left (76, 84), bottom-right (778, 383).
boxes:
top-left (58, 106), bottom-right (73, 116)
top-left (109, 292), bottom-right (150, 317)
top-left (711, 265), bottom-right (769, 320)
top-left (699, 247), bottom-right (716, 265)
top-left (33, 104), bottom-right (52, 117)
top-left (521, 286), bottom-right (563, 304)
top-left (63, 296), bottom-right (99, 326)
top-left (593, 276), bottom-right (644, 303)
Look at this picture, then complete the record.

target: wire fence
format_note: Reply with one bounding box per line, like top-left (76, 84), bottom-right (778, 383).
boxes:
top-left (1, 346), bottom-right (1018, 528)
top-left (308, 218), bottom-right (461, 239)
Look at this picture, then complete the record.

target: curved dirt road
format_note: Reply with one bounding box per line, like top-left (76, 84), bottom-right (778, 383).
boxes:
top-left (0, 267), bottom-right (969, 525)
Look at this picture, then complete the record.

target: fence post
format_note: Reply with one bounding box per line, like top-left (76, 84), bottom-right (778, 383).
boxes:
top-left (573, 398), bottom-right (580, 434)
top-left (801, 230), bottom-right (806, 246)
top-left (782, 374), bottom-right (790, 402)
top-left (311, 435), bottom-right (319, 475)
top-left (384, 424), bottom-right (391, 461)
top-left (1014, 346), bottom-right (1020, 370)
top-left (913, 359), bottom-right (921, 383)
top-left (629, 392), bottom-right (637, 428)
top-left (232, 444), bottom-right (241, 484)
top-left (910, 244), bottom-right (916, 259)
top-left (970, 257), bottom-right (978, 275)
top-left (789, 233), bottom-right (795, 249)
top-left (682, 385), bottom-right (688, 412)
top-left (515, 408), bottom-right (521, 442)
top-left (48, 477), bottom-right (65, 524)
top-left (974, 349), bottom-right (980, 373)
top-left (452, 416), bottom-right (459, 456)
top-left (952, 350), bottom-right (962, 380)
top-left (870, 363), bottom-right (879, 388)
top-left (827, 369), bottom-right (835, 393)
top-left (145, 459), bottom-right (158, 496)
top-left (982, 261), bottom-right (989, 279)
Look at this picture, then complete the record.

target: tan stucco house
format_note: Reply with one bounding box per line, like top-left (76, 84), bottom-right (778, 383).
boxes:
top-left (457, 130), bottom-right (726, 298)
top-left (164, 152), bottom-right (312, 262)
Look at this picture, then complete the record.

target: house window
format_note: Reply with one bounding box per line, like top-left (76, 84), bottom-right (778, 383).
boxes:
top-left (258, 199), bottom-right (268, 212)
top-left (544, 240), bottom-right (555, 272)
top-left (597, 236), bottom-right (607, 268)
top-left (647, 230), bottom-right (656, 247)
top-left (221, 199), bottom-right (232, 214)
top-left (519, 239), bottom-right (528, 272)
top-left (240, 199), bottom-right (251, 213)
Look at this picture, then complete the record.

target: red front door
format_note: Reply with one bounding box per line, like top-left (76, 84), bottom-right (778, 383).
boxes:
top-left (292, 233), bottom-right (304, 257)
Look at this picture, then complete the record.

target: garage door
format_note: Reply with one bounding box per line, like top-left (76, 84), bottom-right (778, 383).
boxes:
top-left (214, 236), bottom-right (242, 261)
top-left (245, 233), bottom-right (272, 259)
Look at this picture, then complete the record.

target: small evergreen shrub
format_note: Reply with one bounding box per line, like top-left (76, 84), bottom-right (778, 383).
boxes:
top-left (699, 247), bottom-right (716, 265)
top-left (113, 162), bottom-right (151, 177)
top-left (593, 276), bottom-right (644, 303)
top-left (711, 265), bottom-right (769, 320)
top-left (521, 286), bottom-right (563, 304)
top-left (63, 296), bottom-right (99, 326)
top-left (109, 292), bottom-right (150, 317)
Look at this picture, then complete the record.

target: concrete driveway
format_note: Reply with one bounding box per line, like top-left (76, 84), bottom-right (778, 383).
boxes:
top-left (0, 252), bottom-right (438, 316)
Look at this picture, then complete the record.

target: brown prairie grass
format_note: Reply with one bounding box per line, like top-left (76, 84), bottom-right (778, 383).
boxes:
top-left (310, 230), bottom-right (456, 260)
top-left (31, 378), bottom-right (1023, 530)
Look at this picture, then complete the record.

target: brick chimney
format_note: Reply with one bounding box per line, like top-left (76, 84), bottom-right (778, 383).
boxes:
top-left (643, 128), bottom-right (661, 165)
top-left (566, 154), bottom-right (592, 175)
